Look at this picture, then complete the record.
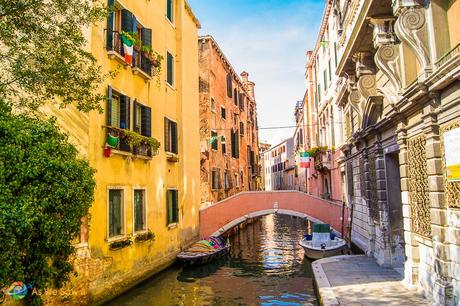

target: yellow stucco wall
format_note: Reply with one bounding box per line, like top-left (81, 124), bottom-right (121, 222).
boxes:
top-left (447, 0), bottom-right (460, 48)
top-left (43, 0), bottom-right (200, 304)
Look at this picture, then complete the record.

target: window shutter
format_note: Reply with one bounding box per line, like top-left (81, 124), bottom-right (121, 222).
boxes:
top-left (166, 0), bottom-right (173, 22)
top-left (106, 0), bottom-right (115, 50)
top-left (106, 86), bottom-right (112, 126)
top-left (141, 28), bottom-right (152, 48)
top-left (171, 121), bottom-right (178, 154)
top-left (164, 118), bottom-right (170, 152)
top-left (133, 100), bottom-right (138, 132)
top-left (226, 74), bottom-right (232, 98)
top-left (121, 9), bottom-right (134, 33)
top-left (239, 93), bottom-right (244, 110)
top-left (172, 190), bottom-right (178, 222)
top-left (141, 106), bottom-right (151, 137)
top-left (167, 52), bottom-right (174, 85)
top-left (234, 89), bottom-right (238, 106)
top-left (235, 130), bottom-right (239, 158)
top-left (120, 95), bottom-right (130, 130)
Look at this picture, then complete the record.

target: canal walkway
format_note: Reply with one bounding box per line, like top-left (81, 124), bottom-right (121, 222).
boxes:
top-left (313, 255), bottom-right (428, 305)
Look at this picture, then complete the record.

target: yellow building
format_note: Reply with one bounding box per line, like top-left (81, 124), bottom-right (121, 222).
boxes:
top-left (45, 0), bottom-right (201, 304)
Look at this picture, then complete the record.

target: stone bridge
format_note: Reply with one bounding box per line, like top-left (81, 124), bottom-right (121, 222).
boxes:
top-left (199, 191), bottom-right (349, 238)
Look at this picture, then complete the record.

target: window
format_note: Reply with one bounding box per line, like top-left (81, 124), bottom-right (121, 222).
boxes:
top-left (239, 122), bottom-right (244, 136)
top-left (133, 101), bottom-right (152, 137)
top-left (107, 87), bottom-right (130, 129)
top-left (221, 136), bottom-right (226, 154)
top-left (166, 189), bottom-right (178, 225)
top-left (221, 106), bottom-right (226, 120)
top-left (134, 189), bottom-right (146, 232)
top-left (231, 128), bottom-right (239, 158)
top-left (241, 171), bottom-right (244, 187)
top-left (226, 73), bottom-right (232, 98)
top-left (234, 89), bottom-right (238, 106)
top-left (211, 168), bottom-right (220, 190)
top-left (235, 173), bottom-right (239, 188)
top-left (224, 171), bottom-right (230, 190)
top-left (108, 189), bottom-right (124, 238)
top-left (164, 118), bottom-right (178, 154)
top-left (211, 98), bottom-right (216, 112)
top-left (166, 0), bottom-right (173, 23)
top-left (328, 60), bottom-right (332, 82)
top-left (239, 93), bottom-right (244, 111)
top-left (323, 70), bottom-right (328, 90)
top-left (167, 51), bottom-right (174, 86)
top-left (334, 42), bottom-right (338, 67)
top-left (211, 131), bottom-right (218, 151)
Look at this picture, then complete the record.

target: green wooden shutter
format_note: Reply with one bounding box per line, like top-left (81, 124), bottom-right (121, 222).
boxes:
top-left (141, 106), bottom-right (151, 137)
top-left (173, 190), bottom-right (178, 223)
top-left (120, 95), bottom-right (130, 130)
top-left (166, 0), bottom-right (173, 22)
top-left (167, 52), bottom-right (174, 86)
top-left (106, 0), bottom-right (115, 50)
top-left (106, 86), bottom-right (112, 126)
top-left (121, 9), bottom-right (134, 33)
top-left (171, 121), bottom-right (178, 154)
top-left (164, 118), bottom-right (170, 152)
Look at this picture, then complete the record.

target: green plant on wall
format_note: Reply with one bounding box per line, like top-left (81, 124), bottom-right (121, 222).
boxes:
top-left (306, 146), bottom-right (329, 158)
top-left (122, 129), bottom-right (160, 153)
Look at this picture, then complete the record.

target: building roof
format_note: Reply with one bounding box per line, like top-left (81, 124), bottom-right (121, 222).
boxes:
top-left (185, 1), bottom-right (201, 29)
top-left (309, 0), bottom-right (332, 66)
top-left (198, 35), bottom-right (254, 102)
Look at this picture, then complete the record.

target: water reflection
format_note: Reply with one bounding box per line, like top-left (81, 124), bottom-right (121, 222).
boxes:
top-left (107, 214), bottom-right (317, 306)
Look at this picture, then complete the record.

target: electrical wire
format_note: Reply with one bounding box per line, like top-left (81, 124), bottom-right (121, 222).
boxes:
top-left (211, 122), bottom-right (344, 131)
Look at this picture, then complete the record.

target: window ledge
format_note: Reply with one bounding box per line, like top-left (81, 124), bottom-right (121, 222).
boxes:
top-left (167, 223), bottom-right (178, 230)
top-left (165, 16), bottom-right (175, 28)
top-left (166, 152), bottom-right (179, 163)
top-left (132, 67), bottom-right (152, 81)
top-left (107, 51), bottom-right (129, 67)
top-left (110, 148), bottom-right (132, 158)
top-left (166, 81), bottom-right (176, 91)
top-left (106, 235), bottom-right (127, 243)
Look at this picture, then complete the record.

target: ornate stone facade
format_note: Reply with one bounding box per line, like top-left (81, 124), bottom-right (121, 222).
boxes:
top-left (307, 0), bottom-right (460, 303)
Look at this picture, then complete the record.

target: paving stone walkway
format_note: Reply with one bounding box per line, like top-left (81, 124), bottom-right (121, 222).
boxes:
top-left (312, 255), bottom-right (429, 305)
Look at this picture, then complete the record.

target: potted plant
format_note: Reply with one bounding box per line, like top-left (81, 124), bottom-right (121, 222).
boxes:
top-left (133, 36), bottom-right (142, 52)
top-left (106, 133), bottom-right (119, 148)
top-left (140, 45), bottom-right (151, 59)
top-left (148, 50), bottom-right (163, 67)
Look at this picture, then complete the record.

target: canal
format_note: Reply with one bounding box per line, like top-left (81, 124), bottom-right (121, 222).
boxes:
top-left (107, 214), bottom-right (317, 305)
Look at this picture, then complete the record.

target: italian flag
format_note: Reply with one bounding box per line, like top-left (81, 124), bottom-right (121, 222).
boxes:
top-left (121, 34), bottom-right (133, 65)
top-left (300, 152), bottom-right (310, 168)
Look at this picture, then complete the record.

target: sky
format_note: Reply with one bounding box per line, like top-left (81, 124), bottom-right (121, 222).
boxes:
top-left (188, 0), bottom-right (324, 146)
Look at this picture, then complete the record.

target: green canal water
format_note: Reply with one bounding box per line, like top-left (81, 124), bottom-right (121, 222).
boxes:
top-left (107, 214), bottom-right (317, 305)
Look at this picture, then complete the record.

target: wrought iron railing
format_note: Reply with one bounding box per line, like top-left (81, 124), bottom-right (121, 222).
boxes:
top-left (436, 43), bottom-right (460, 69)
top-left (105, 29), bottom-right (125, 58)
top-left (134, 52), bottom-right (154, 77)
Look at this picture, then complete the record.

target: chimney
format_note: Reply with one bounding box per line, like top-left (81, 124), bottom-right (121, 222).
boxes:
top-left (241, 71), bottom-right (255, 99)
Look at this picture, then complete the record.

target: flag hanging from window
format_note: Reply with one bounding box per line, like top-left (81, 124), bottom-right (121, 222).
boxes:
top-left (121, 34), bottom-right (133, 65)
top-left (300, 152), bottom-right (310, 168)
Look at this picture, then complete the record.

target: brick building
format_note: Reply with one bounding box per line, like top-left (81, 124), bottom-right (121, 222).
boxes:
top-left (198, 35), bottom-right (260, 207)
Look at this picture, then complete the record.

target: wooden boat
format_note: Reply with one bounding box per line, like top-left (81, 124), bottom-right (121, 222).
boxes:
top-left (299, 224), bottom-right (346, 260)
top-left (177, 236), bottom-right (230, 266)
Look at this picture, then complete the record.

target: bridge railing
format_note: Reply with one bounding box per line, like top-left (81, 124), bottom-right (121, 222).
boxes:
top-left (199, 191), bottom-right (349, 239)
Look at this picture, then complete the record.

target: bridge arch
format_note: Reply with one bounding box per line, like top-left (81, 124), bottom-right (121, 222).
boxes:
top-left (199, 191), bottom-right (349, 238)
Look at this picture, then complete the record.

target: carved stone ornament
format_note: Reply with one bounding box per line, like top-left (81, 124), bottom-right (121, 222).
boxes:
top-left (347, 76), bottom-right (363, 119)
top-left (393, 1), bottom-right (431, 75)
top-left (369, 17), bottom-right (403, 105)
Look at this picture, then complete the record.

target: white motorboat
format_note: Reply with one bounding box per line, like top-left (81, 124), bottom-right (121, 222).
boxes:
top-left (299, 223), bottom-right (346, 260)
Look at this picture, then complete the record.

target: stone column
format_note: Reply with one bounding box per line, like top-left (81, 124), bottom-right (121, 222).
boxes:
top-left (422, 97), bottom-right (453, 305)
top-left (396, 122), bottom-right (420, 286)
top-left (361, 148), bottom-right (376, 256)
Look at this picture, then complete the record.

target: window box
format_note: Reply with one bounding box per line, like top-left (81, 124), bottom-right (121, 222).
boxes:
top-left (134, 231), bottom-right (155, 243)
top-left (109, 238), bottom-right (133, 251)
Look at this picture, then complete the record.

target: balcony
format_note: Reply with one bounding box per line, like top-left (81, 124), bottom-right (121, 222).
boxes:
top-left (105, 126), bottom-right (159, 159)
top-left (314, 150), bottom-right (332, 173)
top-left (133, 52), bottom-right (157, 81)
top-left (105, 30), bottom-right (128, 66)
top-left (105, 29), bottom-right (158, 80)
